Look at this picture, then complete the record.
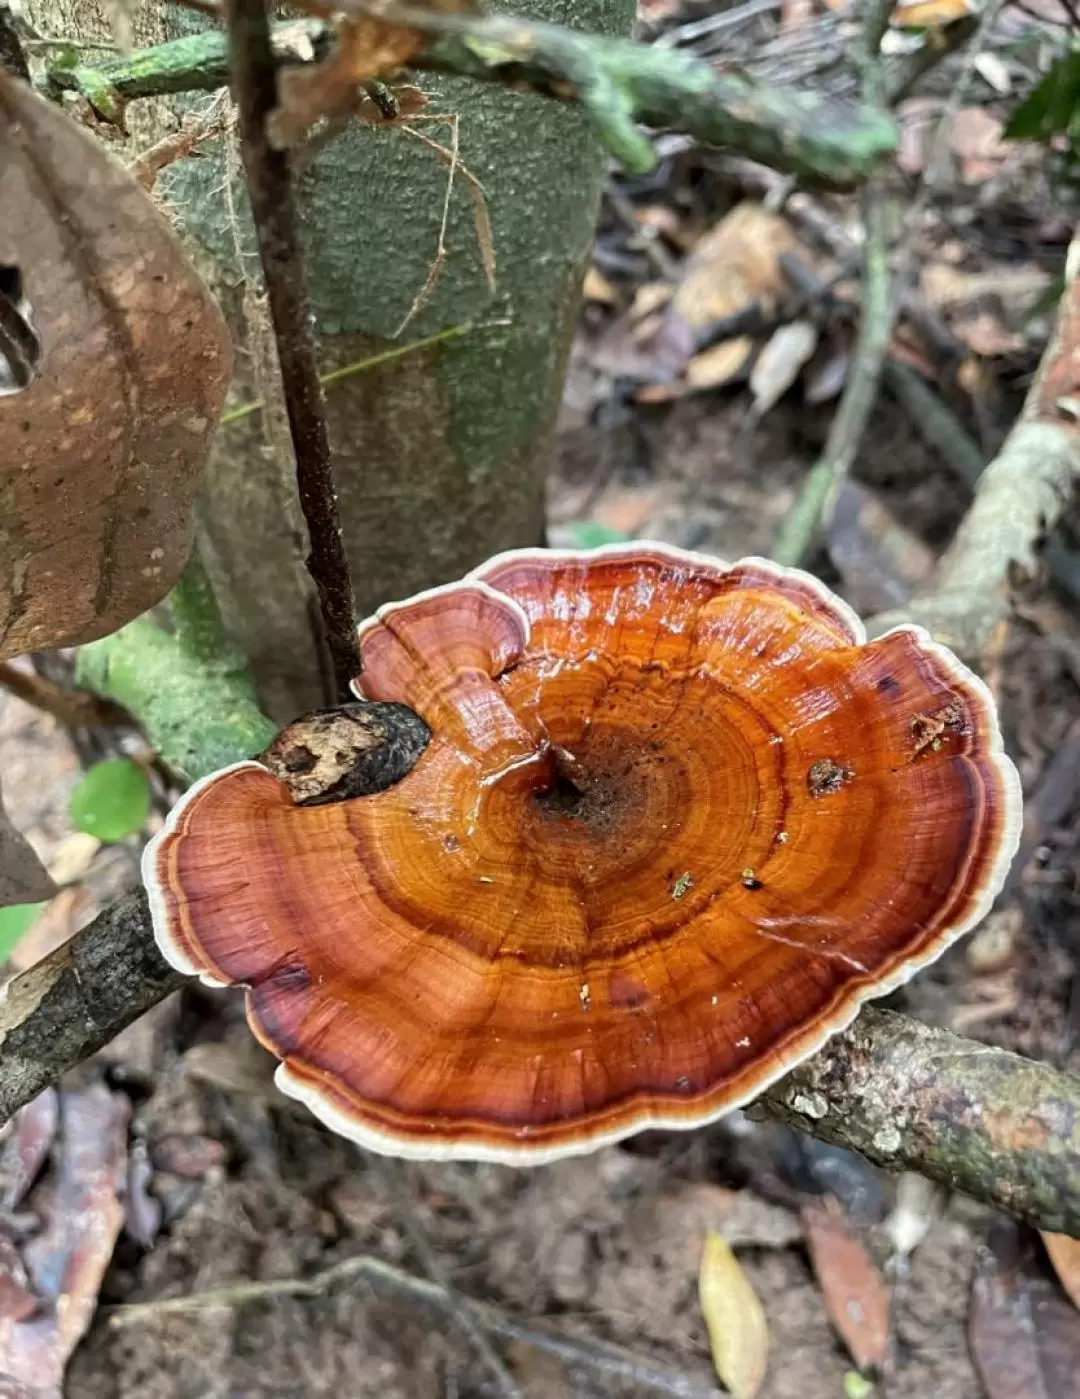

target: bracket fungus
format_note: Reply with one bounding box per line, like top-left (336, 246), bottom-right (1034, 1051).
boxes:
top-left (144, 545), bottom-right (1022, 1163)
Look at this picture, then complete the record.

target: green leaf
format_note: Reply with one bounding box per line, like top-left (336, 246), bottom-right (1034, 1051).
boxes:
top-left (68, 758), bottom-right (151, 843)
top-left (0, 902), bottom-right (44, 962)
top-left (1005, 51), bottom-right (1080, 142)
top-left (563, 521), bottom-right (631, 549)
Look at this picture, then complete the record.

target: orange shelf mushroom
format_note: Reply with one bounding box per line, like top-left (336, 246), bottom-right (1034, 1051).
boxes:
top-left (144, 546), bottom-right (1022, 1163)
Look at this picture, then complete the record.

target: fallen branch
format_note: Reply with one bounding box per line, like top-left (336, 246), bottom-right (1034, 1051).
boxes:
top-left (45, 13), bottom-right (896, 187)
top-left (3, 891), bottom-right (1078, 1236)
top-left (869, 240), bottom-right (1080, 657)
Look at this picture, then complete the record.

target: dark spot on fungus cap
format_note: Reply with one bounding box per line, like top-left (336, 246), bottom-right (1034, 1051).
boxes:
top-left (144, 545), bottom-right (1021, 1164)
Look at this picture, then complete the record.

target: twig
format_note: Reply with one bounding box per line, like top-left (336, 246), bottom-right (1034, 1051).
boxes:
top-left (870, 228), bottom-right (1080, 657)
top-left (770, 0), bottom-right (898, 567)
top-left (46, 14), bottom-right (898, 188)
top-left (105, 1250), bottom-right (719, 1399)
top-left (225, 0), bottom-right (360, 702)
top-left (370, 1158), bottom-right (528, 1399)
top-left (0, 661), bottom-right (129, 730)
top-left (0, 889), bottom-right (185, 1118)
top-left (2, 889), bottom-right (1079, 1235)
top-left (772, 196), bottom-right (894, 567)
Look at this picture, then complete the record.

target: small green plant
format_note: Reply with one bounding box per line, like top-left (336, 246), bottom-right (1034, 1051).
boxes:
top-left (1005, 48), bottom-right (1080, 180)
top-left (68, 758), bottom-right (151, 843)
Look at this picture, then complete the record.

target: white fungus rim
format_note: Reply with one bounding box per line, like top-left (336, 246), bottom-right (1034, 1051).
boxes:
top-left (142, 544), bottom-right (1024, 1165)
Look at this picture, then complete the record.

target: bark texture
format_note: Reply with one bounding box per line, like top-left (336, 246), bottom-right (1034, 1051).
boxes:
top-left (761, 1006), bottom-right (1080, 1236)
top-left (153, 0), bottom-right (634, 717)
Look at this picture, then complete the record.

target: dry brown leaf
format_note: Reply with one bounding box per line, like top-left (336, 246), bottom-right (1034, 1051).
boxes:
top-left (685, 338), bottom-right (754, 390)
top-left (749, 319), bottom-right (819, 416)
top-left (0, 776), bottom-right (54, 909)
top-left (1042, 1232), bottom-right (1080, 1311)
top-left (0, 1089), bottom-right (58, 1211)
top-left (802, 1198), bottom-right (891, 1374)
top-left (954, 313), bottom-right (1025, 358)
top-left (969, 1246), bottom-right (1080, 1399)
top-left (948, 108), bottom-right (1009, 164)
top-left (653, 202), bottom-right (796, 377)
top-left (0, 76), bottom-right (231, 660)
top-left (781, 0), bottom-right (815, 26)
top-left (0, 1085), bottom-right (129, 1395)
top-left (892, 0), bottom-right (974, 26)
top-left (630, 282), bottom-right (674, 322)
top-left (699, 1230), bottom-right (769, 1399)
top-left (583, 268), bottom-right (618, 305)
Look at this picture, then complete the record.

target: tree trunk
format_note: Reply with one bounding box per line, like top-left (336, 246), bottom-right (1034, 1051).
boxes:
top-left (139, 0), bottom-right (632, 717)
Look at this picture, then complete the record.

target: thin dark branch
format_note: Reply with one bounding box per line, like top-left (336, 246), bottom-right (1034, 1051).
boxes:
top-left (106, 1250), bottom-right (719, 1398)
top-left (226, 0), bottom-right (360, 702)
top-left (0, 661), bottom-right (129, 730)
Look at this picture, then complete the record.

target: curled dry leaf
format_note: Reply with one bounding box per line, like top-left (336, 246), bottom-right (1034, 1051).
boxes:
top-left (1041, 1232), bottom-right (1080, 1312)
top-left (801, 1198), bottom-right (891, 1374)
top-left (699, 1230), bottom-right (769, 1399)
top-left (0, 1084), bottom-right (129, 1396)
top-left (0, 1090), bottom-right (58, 1212)
top-left (748, 319), bottom-right (819, 417)
top-left (0, 76), bottom-right (232, 661)
top-left (969, 1245), bottom-right (1080, 1399)
top-left (0, 776), bottom-right (54, 911)
top-left (651, 202), bottom-right (797, 380)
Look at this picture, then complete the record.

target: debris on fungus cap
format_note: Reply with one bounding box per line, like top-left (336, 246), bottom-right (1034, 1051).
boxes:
top-left (143, 545), bottom-right (1022, 1164)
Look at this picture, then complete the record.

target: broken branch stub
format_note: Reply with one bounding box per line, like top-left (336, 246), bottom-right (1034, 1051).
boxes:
top-left (0, 76), bottom-right (232, 659)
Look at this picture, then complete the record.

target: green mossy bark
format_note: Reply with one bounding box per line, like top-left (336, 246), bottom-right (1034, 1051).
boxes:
top-left (153, 0), bottom-right (633, 718)
top-left (76, 620), bottom-right (275, 781)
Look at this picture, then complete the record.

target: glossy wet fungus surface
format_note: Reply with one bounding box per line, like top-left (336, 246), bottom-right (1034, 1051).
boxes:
top-left (144, 546), bottom-right (1021, 1162)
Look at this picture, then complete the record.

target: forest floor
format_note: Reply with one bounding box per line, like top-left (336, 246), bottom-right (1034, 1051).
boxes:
top-left (4, 0), bottom-right (1080, 1396)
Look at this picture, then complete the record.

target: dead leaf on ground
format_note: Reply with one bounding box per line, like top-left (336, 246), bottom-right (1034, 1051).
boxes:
top-left (0, 776), bottom-right (54, 910)
top-left (749, 320), bottom-right (819, 417)
top-left (0, 1091), bottom-right (58, 1212)
top-left (0, 76), bottom-right (232, 660)
top-left (0, 1084), bottom-right (129, 1396)
top-left (802, 1197), bottom-right (891, 1374)
top-left (947, 107), bottom-right (1012, 180)
top-left (882, 1174), bottom-right (944, 1262)
top-left (583, 268), bottom-right (618, 305)
top-left (0, 1237), bottom-right (35, 1326)
top-left (699, 1230), bottom-right (769, 1399)
top-left (685, 338), bottom-right (755, 391)
top-left (892, 0), bottom-right (975, 26)
top-left (649, 202), bottom-right (797, 382)
top-left (1041, 1232), bottom-right (1080, 1311)
top-left (969, 1244), bottom-right (1080, 1399)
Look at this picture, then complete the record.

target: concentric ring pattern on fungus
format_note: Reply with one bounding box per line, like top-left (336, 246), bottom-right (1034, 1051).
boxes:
top-left (144, 545), bottom-right (1022, 1163)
